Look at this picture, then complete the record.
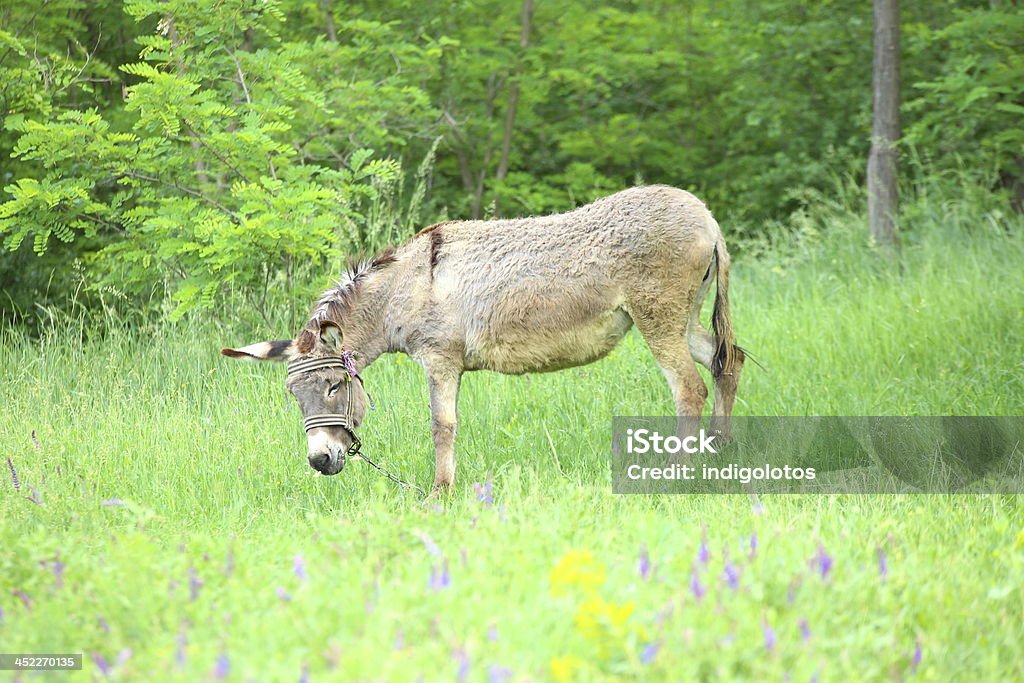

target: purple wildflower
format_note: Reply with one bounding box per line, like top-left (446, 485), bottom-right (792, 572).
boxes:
top-left (98, 616), bottom-right (110, 632)
top-left (689, 568), bottom-right (706, 601)
top-left (814, 545), bottom-right (833, 580)
top-left (697, 532), bottom-right (710, 565)
top-left (911, 640), bottom-right (922, 673)
top-left (188, 567), bottom-right (203, 601)
top-left (0, 607), bottom-right (4, 624)
top-left (723, 559), bottom-right (740, 590)
top-left (763, 622), bottom-right (777, 652)
top-left (487, 624), bottom-right (500, 642)
top-left (430, 560), bottom-right (451, 591)
top-left (412, 530), bottom-right (443, 557)
top-left (810, 671), bottom-right (820, 683)
top-left (749, 534), bottom-right (758, 560)
top-left (101, 499), bottom-right (125, 506)
top-left (276, 587), bottom-right (293, 602)
top-left (394, 629), bottom-right (405, 650)
top-left (25, 485), bottom-right (42, 505)
top-left (6, 457), bottom-right (19, 492)
top-left (116, 649), bottom-right (132, 666)
top-left (877, 548), bottom-right (888, 583)
top-left (640, 641), bottom-right (662, 664)
top-left (300, 663), bottom-right (311, 683)
top-left (454, 649), bottom-right (470, 682)
top-left (92, 653), bottom-right (111, 676)
top-left (214, 652), bottom-right (230, 680)
top-left (638, 545), bottom-right (652, 580)
top-left (50, 556), bottom-right (65, 588)
top-left (799, 618), bottom-right (811, 642)
top-left (752, 499), bottom-right (765, 515)
top-left (175, 629), bottom-right (188, 667)
top-left (293, 554), bottom-right (307, 581)
top-left (487, 665), bottom-right (513, 683)
top-left (474, 480), bottom-right (494, 505)
top-left (225, 547), bottom-right (235, 577)
top-left (13, 590), bottom-right (31, 609)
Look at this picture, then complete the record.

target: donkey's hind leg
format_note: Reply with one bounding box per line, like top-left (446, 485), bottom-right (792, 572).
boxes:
top-left (633, 308), bottom-right (709, 434)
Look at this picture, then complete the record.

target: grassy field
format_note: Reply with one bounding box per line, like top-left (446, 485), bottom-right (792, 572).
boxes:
top-left (2, 198), bottom-right (1023, 681)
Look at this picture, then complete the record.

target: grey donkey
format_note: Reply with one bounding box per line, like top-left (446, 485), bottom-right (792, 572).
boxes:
top-left (223, 185), bottom-right (743, 490)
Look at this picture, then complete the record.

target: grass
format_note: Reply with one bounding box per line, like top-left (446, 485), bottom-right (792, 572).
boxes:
top-left (1, 194), bottom-right (1023, 681)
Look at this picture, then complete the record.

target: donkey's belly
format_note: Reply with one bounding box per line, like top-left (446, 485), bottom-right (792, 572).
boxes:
top-left (465, 307), bottom-right (633, 374)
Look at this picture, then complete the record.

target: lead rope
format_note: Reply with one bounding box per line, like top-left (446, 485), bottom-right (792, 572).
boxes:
top-left (349, 452), bottom-right (427, 498)
top-left (343, 373), bottom-right (426, 497)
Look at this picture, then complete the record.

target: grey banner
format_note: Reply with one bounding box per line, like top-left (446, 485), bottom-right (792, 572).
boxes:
top-left (0, 654), bottom-right (83, 670)
top-left (611, 417), bottom-right (1024, 494)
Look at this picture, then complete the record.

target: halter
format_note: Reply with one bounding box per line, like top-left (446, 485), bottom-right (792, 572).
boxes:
top-left (285, 352), bottom-right (426, 497)
top-left (287, 354), bottom-right (363, 456)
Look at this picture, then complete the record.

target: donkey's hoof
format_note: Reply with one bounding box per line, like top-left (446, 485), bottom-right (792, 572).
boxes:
top-left (427, 481), bottom-right (454, 499)
top-left (709, 422), bottom-right (734, 445)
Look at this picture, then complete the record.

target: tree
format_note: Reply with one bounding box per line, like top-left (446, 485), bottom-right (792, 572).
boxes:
top-left (0, 0), bottom-right (434, 327)
top-left (867, 0), bottom-right (900, 253)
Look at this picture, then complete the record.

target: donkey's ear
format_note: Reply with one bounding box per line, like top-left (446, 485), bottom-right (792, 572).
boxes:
top-left (318, 321), bottom-right (344, 350)
top-left (221, 340), bottom-right (295, 362)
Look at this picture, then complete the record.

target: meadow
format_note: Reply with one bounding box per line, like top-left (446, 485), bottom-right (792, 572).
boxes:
top-left (2, 192), bottom-right (1023, 681)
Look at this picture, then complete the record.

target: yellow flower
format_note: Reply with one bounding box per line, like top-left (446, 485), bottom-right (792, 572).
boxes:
top-left (573, 597), bottom-right (636, 642)
top-left (550, 655), bottom-right (584, 682)
top-left (549, 549), bottom-right (607, 596)
top-left (609, 600), bottom-right (635, 627)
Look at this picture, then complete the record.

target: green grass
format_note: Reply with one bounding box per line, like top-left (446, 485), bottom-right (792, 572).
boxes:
top-left (2, 197), bottom-right (1023, 681)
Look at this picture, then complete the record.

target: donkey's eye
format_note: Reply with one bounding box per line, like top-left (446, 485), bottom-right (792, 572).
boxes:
top-left (327, 380), bottom-right (344, 398)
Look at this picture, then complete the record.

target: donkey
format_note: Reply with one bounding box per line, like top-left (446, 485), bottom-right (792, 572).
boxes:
top-left (223, 185), bottom-right (743, 490)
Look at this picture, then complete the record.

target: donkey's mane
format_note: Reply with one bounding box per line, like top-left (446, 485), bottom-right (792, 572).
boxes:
top-left (295, 247), bottom-right (397, 353)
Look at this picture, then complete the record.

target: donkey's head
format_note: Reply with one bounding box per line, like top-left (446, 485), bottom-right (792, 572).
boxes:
top-left (221, 320), bottom-right (370, 475)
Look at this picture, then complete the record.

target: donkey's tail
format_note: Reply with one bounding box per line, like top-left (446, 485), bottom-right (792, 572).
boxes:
top-left (711, 241), bottom-right (740, 378)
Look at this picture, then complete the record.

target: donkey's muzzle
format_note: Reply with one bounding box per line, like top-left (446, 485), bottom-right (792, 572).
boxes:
top-left (308, 448), bottom-right (345, 475)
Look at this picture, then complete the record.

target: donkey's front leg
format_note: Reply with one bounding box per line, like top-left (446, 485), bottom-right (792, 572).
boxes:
top-left (426, 366), bottom-right (462, 491)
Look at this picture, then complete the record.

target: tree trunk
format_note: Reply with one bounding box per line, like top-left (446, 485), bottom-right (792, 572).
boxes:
top-left (496, 0), bottom-right (534, 185)
top-left (867, 0), bottom-right (900, 254)
top-left (320, 0), bottom-right (337, 43)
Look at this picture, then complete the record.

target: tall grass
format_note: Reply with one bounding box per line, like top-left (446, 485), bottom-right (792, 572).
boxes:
top-left (0, 184), bottom-right (1022, 681)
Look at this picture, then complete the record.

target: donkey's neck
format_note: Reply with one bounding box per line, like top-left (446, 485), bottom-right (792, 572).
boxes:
top-left (328, 255), bottom-right (413, 371)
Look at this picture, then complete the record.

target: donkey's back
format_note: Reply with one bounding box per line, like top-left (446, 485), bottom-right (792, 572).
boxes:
top-left (422, 185), bottom-right (725, 374)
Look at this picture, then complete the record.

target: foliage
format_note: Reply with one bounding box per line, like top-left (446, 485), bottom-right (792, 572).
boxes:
top-left (1, 0), bottom-right (1022, 326)
top-left (904, 3), bottom-right (1024, 208)
top-left (0, 0), bottom-right (431, 325)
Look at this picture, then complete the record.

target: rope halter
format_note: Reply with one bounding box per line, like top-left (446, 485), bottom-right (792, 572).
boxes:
top-left (286, 352), bottom-right (423, 495)
top-left (287, 353), bottom-right (361, 438)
